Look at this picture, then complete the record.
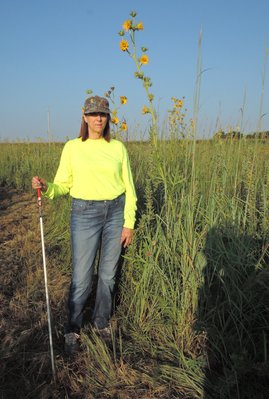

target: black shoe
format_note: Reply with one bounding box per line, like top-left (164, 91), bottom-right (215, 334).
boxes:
top-left (64, 332), bottom-right (80, 355)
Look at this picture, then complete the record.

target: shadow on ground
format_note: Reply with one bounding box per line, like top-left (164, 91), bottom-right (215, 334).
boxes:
top-left (197, 225), bottom-right (269, 399)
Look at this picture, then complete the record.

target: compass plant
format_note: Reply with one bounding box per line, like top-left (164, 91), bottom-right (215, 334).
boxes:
top-left (118, 11), bottom-right (157, 147)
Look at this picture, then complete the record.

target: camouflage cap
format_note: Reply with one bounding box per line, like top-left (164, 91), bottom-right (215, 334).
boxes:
top-left (84, 96), bottom-right (110, 114)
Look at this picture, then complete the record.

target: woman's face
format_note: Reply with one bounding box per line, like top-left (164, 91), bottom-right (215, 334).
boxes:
top-left (84, 112), bottom-right (108, 136)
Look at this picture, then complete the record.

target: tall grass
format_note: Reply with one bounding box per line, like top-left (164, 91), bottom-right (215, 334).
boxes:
top-left (1, 137), bottom-right (269, 398)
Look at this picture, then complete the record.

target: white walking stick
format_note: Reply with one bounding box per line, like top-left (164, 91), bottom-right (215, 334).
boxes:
top-left (37, 188), bottom-right (56, 380)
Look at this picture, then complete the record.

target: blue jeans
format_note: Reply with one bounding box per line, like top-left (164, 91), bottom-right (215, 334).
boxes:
top-left (67, 193), bottom-right (125, 332)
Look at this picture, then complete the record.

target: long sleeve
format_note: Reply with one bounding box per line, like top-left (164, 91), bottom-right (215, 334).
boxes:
top-left (121, 144), bottom-right (137, 229)
top-left (44, 141), bottom-right (73, 199)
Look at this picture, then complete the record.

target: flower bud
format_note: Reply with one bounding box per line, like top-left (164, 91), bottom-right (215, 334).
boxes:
top-left (134, 71), bottom-right (144, 79)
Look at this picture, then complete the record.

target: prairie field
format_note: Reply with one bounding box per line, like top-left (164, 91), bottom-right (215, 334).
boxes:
top-left (1, 137), bottom-right (269, 399)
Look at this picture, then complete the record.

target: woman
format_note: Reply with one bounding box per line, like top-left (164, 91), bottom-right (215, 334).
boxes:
top-left (32, 95), bottom-right (137, 354)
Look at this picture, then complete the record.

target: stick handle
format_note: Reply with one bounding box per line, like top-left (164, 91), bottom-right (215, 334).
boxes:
top-left (37, 187), bottom-right (42, 207)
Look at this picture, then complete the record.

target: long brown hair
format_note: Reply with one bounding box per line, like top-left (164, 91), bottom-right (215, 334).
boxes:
top-left (79, 114), bottom-right (111, 142)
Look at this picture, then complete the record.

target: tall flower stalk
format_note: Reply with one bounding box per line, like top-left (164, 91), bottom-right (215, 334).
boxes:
top-left (119, 11), bottom-right (157, 147)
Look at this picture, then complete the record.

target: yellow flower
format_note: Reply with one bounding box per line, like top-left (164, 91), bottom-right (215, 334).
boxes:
top-left (139, 54), bottom-right (149, 65)
top-left (120, 96), bottom-right (127, 105)
top-left (142, 106), bottom-right (150, 114)
top-left (111, 108), bottom-right (117, 117)
top-left (137, 22), bottom-right (144, 30)
top-left (122, 20), bottom-right (131, 31)
top-left (120, 40), bottom-right (129, 52)
top-left (120, 121), bottom-right (127, 131)
top-left (175, 99), bottom-right (183, 108)
top-left (111, 117), bottom-right (119, 125)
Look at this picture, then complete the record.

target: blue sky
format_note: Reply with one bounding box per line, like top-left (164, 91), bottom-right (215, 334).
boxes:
top-left (1, 0), bottom-right (269, 141)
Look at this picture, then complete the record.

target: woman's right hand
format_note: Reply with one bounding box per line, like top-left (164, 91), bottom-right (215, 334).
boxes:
top-left (32, 176), bottom-right (48, 192)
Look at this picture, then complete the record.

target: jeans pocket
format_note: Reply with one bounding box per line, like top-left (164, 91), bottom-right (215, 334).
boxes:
top-left (71, 199), bottom-right (88, 213)
top-left (116, 193), bottom-right (125, 209)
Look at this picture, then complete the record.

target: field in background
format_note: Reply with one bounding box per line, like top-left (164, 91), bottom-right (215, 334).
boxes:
top-left (1, 137), bottom-right (269, 399)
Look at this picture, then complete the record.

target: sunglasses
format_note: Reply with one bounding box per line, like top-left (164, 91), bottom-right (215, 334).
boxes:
top-left (85, 112), bottom-right (108, 118)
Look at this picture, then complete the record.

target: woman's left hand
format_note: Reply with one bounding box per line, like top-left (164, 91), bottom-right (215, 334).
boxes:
top-left (121, 227), bottom-right (134, 248)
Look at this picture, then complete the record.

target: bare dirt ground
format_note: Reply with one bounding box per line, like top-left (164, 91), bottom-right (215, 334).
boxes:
top-left (0, 187), bottom-right (70, 398)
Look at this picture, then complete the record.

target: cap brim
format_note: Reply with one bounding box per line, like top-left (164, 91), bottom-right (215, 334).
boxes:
top-left (84, 108), bottom-right (110, 114)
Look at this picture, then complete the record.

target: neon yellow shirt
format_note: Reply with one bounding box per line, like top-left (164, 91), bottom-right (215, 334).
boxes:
top-left (45, 138), bottom-right (137, 229)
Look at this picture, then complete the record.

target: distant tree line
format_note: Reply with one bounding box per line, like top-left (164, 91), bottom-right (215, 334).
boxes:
top-left (213, 130), bottom-right (269, 140)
